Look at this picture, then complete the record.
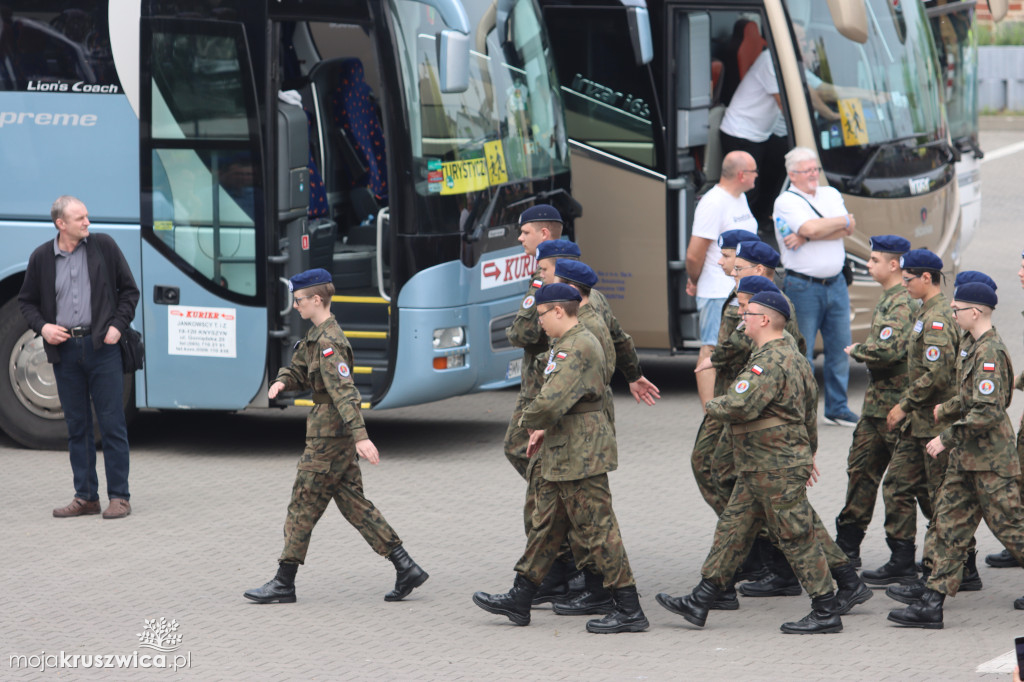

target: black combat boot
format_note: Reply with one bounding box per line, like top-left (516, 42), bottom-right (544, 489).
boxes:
top-left (532, 558), bottom-right (572, 606)
top-left (834, 521), bottom-right (866, 569)
top-left (472, 574), bottom-right (538, 626)
top-left (832, 563), bottom-right (872, 614)
top-left (960, 550), bottom-right (983, 592)
top-left (655, 578), bottom-right (721, 628)
top-left (780, 592), bottom-right (843, 634)
top-left (244, 562), bottom-right (298, 604)
top-left (1014, 595), bottom-right (1024, 610)
top-left (586, 585), bottom-right (650, 633)
top-left (986, 548), bottom-right (1019, 568)
top-left (552, 570), bottom-right (614, 615)
top-left (384, 545), bottom-right (429, 601)
top-left (712, 582), bottom-right (740, 610)
top-left (861, 537), bottom-right (918, 586)
top-left (739, 543), bottom-right (801, 597)
top-left (735, 537), bottom-right (769, 583)
top-left (887, 588), bottom-right (945, 629)
top-left (885, 565), bottom-right (929, 605)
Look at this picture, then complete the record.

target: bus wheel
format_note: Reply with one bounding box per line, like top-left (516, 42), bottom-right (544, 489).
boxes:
top-left (0, 298), bottom-right (135, 450)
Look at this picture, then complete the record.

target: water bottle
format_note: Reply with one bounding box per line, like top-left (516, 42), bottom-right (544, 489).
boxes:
top-left (775, 216), bottom-right (792, 238)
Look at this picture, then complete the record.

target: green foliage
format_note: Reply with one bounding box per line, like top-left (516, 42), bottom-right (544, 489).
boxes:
top-left (978, 21), bottom-right (1024, 46)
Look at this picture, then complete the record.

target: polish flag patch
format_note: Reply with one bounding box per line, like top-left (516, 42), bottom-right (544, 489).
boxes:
top-left (931, 321), bottom-right (945, 330)
top-left (983, 362), bottom-right (996, 371)
top-left (751, 365), bottom-right (764, 375)
top-left (322, 347), bottom-right (334, 357)
top-left (556, 351), bottom-right (568, 360)
top-left (531, 279), bottom-right (543, 289)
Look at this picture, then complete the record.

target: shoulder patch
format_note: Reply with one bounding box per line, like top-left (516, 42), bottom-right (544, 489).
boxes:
top-left (337, 361), bottom-right (350, 377)
top-left (879, 326), bottom-right (893, 340)
top-left (544, 362), bottom-right (558, 375)
top-left (751, 365), bottom-right (763, 375)
top-left (983, 362), bottom-right (996, 371)
top-left (925, 346), bottom-right (941, 362)
top-left (960, 349), bottom-right (968, 357)
top-left (979, 379), bottom-right (995, 395)
top-left (913, 320), bottom-right (924, 333)
top-left (322, 347), bottom-right (334, 358)
top-left (522, 295), bottom-right (535, 309)
top-left (931, 321), bottom-right (945, 330)
top-left (734, 379), bottom-right (750, 394)
top-left (556, 351), bottom-right (568, 360)
top-left (531, 279), bottom-right (543, 289)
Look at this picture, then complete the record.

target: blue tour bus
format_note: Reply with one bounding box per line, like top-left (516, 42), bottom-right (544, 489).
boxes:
top-left (0, 0), bottom-right (574, 448)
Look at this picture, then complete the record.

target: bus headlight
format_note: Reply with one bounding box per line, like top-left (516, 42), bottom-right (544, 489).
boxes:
top-left (432, 326), bottom-right (465, 349)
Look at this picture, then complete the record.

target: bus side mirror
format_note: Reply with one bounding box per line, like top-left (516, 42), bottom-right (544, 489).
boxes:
top-left (987, 0), bottom-right (1009, 23)
top-left (626, 7), bottom-right (653, 65)
top-left (826, 0), bottom-right (868, 44)
top-left (438, 29), bottom-right (470, 93)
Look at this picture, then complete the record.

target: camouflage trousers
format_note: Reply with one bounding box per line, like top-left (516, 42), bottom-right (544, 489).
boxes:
top-left (881, 432), bottom-right (946, 541)
top-left (504, 393), bottom-right (534, 479)
top-left (925, 469), bottom-right (1024, 596)
top-left (514, 473), bottom-right (635, 590)
top-left (836, 416), bottom-right (898, 531)
top-left (279, 437), bottom-right (401, 564)
top-left (691, 415), bottom-right (727, 515)
top-left (701, 467), bottom-right (847, 598)
top-left (1017, 420), bottom-right (1024, 497)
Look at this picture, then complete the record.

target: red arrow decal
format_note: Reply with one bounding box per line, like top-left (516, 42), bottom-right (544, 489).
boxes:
top-left (482, 262), bottom-right (501, 280)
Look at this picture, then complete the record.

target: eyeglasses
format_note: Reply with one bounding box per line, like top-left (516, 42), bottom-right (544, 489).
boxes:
top-left (951, 305), bottom-right (982, 315)
top-left (740, 311), bottom-right (766, 319)
top-left (733, 264), bottom-right (759, 273)
top-left (792, 166), bottom-right (823, 175)
top-left (293, 295), bottom-right (314, 303)
top-left (537, 307), bottom-right (557, 318)
top-left (902, 275), bottom-right (920, 284)
top-left (742, 168), bottom-right (759, 175)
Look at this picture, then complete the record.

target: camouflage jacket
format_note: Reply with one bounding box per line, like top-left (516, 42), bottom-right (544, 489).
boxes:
top-left (506, 271), bottom-right (548, 399)
top-left (275, 315), bottom-right (368, 441)
top-left (849, 284), bottom-right (913, 417)
top-left (936, 327), bottom-right (1018, 475)
top-left (589, 287), bottom-right (643, 383)
top-left (520, 322), bottom-right (617, 481)
top-left (706, 336), bottom-right (817, 472)
top-left (899, 293), bottom-right (959, 437)
top-left (711, 291), bottom-right (806, 391)
top-left (578, 303), bottom-right (617, 420)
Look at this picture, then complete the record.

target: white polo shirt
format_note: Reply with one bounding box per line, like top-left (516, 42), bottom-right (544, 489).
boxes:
top-left (691, 185), bottom-right (758, 298)
top-left (720, 50), bottom-right (782, 143)
top-left (773, 184), bottom-right (848, 279)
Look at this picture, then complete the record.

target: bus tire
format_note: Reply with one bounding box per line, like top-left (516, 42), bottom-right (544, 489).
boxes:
top-left (0, 298), bottom-right (135, 450)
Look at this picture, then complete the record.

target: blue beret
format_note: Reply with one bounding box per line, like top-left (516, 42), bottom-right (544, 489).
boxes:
top-left (735, 241), bottom-right (780, 269)
top-left (954, 270), bottom-right (997, 291)
top-left (869, 235), bottom-right (911, 254)
top-left (737, 275), bottom-right (780, 296)
top-left (750, 290), bottom-right (790, 320)
top-left (536, 239), bottom-right (581, 261)
top-left (718, 229), bottom-right (760, 250)
top-left (289, 268), bottom-right (332, 291)
top-left (555, 259), bottom-right (598, 288)
top-left (534, 282), bottom-right (582, 305)
top-left (954, 282), bottom-right (997, 308)
top-left (519, 204), bottom-right (563, 226)
top-left (899, 248), bottom-right (943, 271)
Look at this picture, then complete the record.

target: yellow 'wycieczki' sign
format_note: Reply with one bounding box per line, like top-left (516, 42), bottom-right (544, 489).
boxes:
top-left (440, 140), bottom-right (509, 195)
top-left (839, 98), bottom-right (869, 146)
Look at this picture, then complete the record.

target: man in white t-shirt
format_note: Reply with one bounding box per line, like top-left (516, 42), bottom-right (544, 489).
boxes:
top-left (773, 146), bottom-right (858, 427)
top-left (684, 151), bottom-right (759, 406)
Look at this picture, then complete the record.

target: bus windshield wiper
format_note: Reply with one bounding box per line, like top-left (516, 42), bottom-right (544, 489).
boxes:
top-left (845, 134), bottom-right (929, 193)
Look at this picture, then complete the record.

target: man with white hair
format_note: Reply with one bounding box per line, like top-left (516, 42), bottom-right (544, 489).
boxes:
top-left (773, 147), bottom-right (858, 427)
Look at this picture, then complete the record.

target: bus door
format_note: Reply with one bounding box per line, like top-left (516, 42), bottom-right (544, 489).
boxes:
top-left (140, 18), bottom-right (270, 410)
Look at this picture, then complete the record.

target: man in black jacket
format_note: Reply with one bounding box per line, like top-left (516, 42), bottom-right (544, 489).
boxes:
top-left (19, 196), bottom-right (139, 519)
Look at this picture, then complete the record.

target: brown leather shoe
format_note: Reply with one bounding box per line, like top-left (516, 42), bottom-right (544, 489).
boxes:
top-left (53, 498), bottom-right (101, 518)
top-left (102, 498), bottom-right (132, 519)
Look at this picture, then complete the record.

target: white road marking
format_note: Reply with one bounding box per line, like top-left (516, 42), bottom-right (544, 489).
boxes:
top-left (976, 649), bottom-right (1016, 674)
top-left (982, 139), bottom-right (1024, 164)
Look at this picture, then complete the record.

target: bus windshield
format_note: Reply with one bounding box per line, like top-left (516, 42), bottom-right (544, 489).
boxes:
top-left (787, 0), bottom-right (948, 186)
top-left (389, 0), bottom-right (570, 199)
top-left (927, 2), bottom-right (978, 143)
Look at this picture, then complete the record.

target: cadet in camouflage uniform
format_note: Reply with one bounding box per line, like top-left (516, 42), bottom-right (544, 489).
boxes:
top-left (244, 269), bottom-right (427, 604)
top-left (833, 236), bottom-right (913, 568)
top-left (657, 291), bottom-right (861, 634)
top-left (473, 284), bottom-right (649, 634)
top-left (863, 249), bottom-right (960, 587)
top-left (888, 282), bottom-right (1024, 628)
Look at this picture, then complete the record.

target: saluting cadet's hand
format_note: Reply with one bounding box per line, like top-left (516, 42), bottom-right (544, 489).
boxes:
top-left (629, 377), bottom-right (660, 406)
top-left (356, 439), bottom-right (380, 465)
top-left (268, 381), bottom-right (286, 399)
top-left (925, 436), bottom-right (945, 459)
top-left (526, 429), bottom-right (545, 458)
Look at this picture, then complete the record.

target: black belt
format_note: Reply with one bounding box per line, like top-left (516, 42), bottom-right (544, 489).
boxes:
top-left (311, 393), bottom-right (332, 404)
top-left (566, 399), bottom-right (603, 415)
top-left (786, 270), bottom-right (841, 286)
top-left (868, 364), bottom-right (907, 382)
top-left (68, 326), bottom-right (91, 338)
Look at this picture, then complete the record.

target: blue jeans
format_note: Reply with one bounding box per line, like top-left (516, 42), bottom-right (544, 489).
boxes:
top-left (696, 296), bottom-right (728, 346)
top-left (782, 274), bottom-right (852, 417)
top-left (52, 337), bottom-right (130, 501)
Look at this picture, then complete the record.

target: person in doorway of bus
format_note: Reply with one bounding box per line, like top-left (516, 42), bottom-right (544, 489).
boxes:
top-left (773, 146), bottom-right (858, 427)
top-left (832, 235), bottom-right (913, 568)
top-left (684, 151), bottom-right (759, 409)
top-left (244, 268), bottom-right (428, 604)
top-left (19, 195), bottom-right (139, 520)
